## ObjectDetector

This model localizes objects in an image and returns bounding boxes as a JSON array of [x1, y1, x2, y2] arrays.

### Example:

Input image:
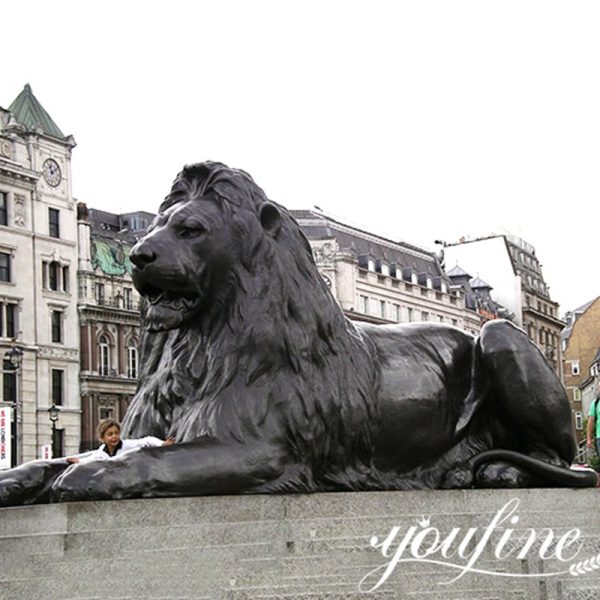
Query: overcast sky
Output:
[[3, 1, 599, 314]]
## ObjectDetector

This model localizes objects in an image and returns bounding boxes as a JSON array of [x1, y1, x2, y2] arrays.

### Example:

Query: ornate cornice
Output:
[[37, 345, 79, 361]]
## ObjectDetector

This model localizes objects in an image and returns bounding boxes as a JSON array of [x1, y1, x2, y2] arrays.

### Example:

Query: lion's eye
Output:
[[178, 222, 207, 238]]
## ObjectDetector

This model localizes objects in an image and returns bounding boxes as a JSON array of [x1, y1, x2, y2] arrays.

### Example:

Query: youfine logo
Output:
[[359, 498, 600, 593]]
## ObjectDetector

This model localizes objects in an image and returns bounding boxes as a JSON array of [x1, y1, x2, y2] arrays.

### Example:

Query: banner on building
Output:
[[0, 406, 12, 469], [40, 444, 52, 460]]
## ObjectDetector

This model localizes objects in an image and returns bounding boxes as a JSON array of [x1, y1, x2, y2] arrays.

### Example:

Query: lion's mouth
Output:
[[139, 282, 203, 331], [146, 287, 200, 312]]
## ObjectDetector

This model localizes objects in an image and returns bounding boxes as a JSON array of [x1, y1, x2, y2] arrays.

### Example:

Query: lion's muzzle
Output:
[[130, 240, 157, 269]]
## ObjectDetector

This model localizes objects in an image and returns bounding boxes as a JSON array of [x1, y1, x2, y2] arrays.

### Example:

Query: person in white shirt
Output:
[[67, 419, 175, 464]]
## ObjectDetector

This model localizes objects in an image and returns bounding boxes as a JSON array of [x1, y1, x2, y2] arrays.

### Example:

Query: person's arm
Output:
[[126, 436, 175, 450], [587, 415, 596, 448], [68, 448, 108, 464]]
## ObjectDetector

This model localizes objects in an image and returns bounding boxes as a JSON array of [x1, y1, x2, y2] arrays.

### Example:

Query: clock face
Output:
[[43, 158, 61, 187]]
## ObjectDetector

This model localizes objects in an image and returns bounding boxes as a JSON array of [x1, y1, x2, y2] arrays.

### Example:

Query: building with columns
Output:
[[0, 84, 80, 465], [292, 210, 497, 333]]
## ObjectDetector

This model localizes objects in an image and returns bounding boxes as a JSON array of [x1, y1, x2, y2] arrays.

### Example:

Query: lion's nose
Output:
[[129, 243, 156, 269]]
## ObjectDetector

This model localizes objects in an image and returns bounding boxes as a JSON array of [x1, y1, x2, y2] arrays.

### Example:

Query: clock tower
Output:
[[0, 84, 80, 465]]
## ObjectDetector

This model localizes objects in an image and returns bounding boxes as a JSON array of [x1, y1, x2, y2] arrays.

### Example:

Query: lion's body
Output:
[[0, 161, 596, 506]]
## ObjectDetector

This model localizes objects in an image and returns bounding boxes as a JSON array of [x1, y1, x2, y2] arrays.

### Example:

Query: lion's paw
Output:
[[0, 478, 24, 507], [475, 463, 525, 488], [442, 467, 474, 489]]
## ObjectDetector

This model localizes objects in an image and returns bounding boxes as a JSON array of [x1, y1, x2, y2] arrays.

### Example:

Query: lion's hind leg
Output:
[[478, 320, 575, 465]]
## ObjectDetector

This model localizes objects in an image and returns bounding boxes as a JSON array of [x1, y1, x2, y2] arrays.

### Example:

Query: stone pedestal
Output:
[[1, 489, 599, 599]]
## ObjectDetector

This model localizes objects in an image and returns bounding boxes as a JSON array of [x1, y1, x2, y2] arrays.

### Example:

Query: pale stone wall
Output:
[[1, 489, 599, 599]]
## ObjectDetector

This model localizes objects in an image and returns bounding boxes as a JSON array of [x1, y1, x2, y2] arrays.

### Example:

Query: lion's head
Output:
[[130, 162, 300, 332], [124, 162, 379, 476]]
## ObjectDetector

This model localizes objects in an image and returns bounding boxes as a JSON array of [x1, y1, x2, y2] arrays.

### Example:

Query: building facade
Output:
[[442, 234, 564, 375], [293, 211, 494, 333], [0, 84, 80, 465], [77, 205, 152, 451], [561, 296, 600, 447]]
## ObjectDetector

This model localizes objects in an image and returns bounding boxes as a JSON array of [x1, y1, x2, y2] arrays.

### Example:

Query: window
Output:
[[51, 310, 62, 343], [0, 192, 7, 226], [99, 335, 110, 376], [95, 282, 105, 305], [127, 345, 138, 378], [0, 302, 18, 338], [407, 307, 414, 322], [380, 300, 386, 319], [393, 304, 401, 322], [62, 266, 69, 292], [421, 311, 429, 322], [360, 295, 369, 314], [124, 287, 133, 309], [573, 388, 582, 402], [99, 406, 114, 421], [575, 411, 583, 430], [451, 319, 458, 327], [438, 315, 444, 323], [48, 261, 59, 291], [571, 361, 580, 376], [42, 261, 69, 292], [0, 252, 11, 282], [592, 364, 600, 378], [3, 359, 17, 403], [48, 208, 60, 238], [51, 369, 64, 405], [52, 428, 64, 458]]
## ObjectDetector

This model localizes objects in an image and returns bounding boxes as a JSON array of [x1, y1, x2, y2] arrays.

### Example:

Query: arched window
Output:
[[127, 344, 138, 379], [99, 334, 110, 376]]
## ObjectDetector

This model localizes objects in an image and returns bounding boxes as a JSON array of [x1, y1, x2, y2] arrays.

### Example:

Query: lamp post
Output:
[[2, 341, 24, 467], [47, 404, 59, 459], [4, 343, 24, 373]]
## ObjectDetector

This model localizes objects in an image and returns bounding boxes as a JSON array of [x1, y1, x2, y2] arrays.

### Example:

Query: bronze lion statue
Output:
[[0, 161, 596, 505]]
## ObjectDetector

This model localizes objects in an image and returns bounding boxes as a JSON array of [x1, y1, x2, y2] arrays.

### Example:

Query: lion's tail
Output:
[[472, 449, 599, 488]]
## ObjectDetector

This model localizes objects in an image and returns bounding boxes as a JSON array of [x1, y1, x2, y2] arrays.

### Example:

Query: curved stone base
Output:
[[1, 489, 600, 599]]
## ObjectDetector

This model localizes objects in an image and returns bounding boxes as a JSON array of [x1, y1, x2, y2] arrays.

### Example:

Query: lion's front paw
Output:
[[50, 462, 132, 503], [0, 478, 24, 507], [50, 464, 109, 503]]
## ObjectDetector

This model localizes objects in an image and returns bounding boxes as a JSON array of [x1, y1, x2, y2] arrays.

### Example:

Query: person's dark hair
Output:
[[97, 419, 121, 440]]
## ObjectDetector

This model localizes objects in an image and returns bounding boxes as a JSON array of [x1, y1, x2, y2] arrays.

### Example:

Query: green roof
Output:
[[8, 84, 66, 139], [91, 239, 133, 276]]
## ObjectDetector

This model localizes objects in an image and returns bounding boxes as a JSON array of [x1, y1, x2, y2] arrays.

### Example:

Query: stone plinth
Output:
[[1, 489, 600, 599]]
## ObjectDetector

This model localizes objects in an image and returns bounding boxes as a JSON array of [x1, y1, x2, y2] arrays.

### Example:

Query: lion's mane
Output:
[[122, 162, 380, 491]]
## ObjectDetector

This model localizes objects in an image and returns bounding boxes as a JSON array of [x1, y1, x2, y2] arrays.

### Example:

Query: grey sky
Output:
[[2, 0, 599, 314]]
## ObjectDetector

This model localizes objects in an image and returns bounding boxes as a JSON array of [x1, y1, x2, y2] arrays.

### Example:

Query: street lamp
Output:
[[4, 343, 24, 373], [48, 404, 59, 458]]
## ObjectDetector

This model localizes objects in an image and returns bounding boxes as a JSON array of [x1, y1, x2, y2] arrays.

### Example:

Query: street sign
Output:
[[0, 406, 12, 469]]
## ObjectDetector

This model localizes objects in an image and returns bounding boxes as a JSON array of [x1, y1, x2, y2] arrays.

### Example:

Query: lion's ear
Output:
[[260, 202, 282, 238]]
